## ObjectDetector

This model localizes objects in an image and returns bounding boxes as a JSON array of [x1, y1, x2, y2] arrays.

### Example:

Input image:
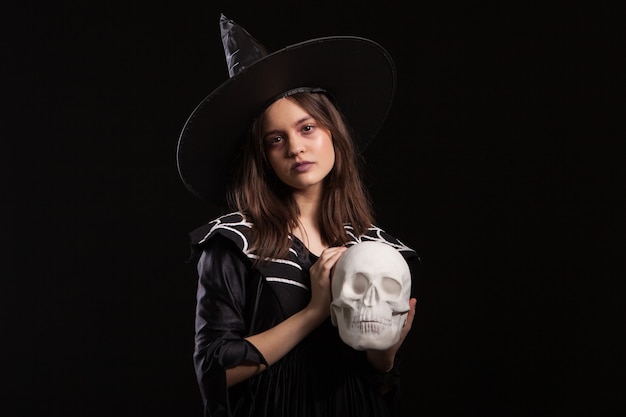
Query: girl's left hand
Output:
[[366, 297, 417, 373]]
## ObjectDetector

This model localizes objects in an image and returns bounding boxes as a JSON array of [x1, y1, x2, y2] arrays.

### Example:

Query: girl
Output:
[[177, 14, 421, 417]]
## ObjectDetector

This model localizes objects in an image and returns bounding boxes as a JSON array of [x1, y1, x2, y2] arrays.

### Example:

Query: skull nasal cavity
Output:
[[364, 285, 379, 306]]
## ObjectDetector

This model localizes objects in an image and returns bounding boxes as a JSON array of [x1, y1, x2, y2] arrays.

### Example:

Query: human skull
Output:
[[330, 241, 411, 351]]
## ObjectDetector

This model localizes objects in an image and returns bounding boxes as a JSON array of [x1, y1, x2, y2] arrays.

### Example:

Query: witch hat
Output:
[[177, 14, 396, 204]]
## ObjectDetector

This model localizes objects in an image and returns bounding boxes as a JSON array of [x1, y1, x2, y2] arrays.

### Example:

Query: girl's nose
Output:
[[287, 138, 305, 157]]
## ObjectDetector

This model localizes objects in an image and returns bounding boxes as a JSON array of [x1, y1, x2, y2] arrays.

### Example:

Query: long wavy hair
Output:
[[227, 92, 375, 262]]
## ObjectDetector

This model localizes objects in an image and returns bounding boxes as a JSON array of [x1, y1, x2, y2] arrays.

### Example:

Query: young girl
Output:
[[177, 14, 421, 417]]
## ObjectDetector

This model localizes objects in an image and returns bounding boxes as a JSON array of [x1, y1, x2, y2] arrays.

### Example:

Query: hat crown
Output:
[[220, 14, 269, 78]]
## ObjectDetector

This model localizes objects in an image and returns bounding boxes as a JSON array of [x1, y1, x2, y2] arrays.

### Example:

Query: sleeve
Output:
[[405, 253, 422, 299], [193, 234, 268, 416], [369, 250, 422, 407]]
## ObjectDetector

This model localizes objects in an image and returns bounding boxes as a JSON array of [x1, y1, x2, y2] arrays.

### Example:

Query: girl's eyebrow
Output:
[[296, 115, 313, 125], [263, 116, 314, 139], [262, 129, 282, 141]]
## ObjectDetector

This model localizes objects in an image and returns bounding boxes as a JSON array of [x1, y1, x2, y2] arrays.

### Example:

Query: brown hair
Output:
[[227, 92, 375, 262]]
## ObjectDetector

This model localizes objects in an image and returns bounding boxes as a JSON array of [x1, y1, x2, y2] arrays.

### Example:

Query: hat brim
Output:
[[177, 36, 396, 204]]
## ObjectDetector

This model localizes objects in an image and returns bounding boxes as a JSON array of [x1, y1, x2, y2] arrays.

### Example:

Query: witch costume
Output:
[[177, 14, 420, 417]]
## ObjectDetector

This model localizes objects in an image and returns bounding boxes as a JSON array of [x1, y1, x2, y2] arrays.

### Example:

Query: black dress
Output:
[[189, 212, 420, 417]]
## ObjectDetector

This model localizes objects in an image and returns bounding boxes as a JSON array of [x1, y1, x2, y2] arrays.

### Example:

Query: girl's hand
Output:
[[367, 297, 417, 373], [307, 246, 347, 320]]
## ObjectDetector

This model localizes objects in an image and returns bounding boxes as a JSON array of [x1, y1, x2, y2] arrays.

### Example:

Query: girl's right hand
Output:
[[307, 246, 347, 320]]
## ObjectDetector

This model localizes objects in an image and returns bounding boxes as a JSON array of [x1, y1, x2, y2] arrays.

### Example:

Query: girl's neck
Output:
[[292, 220, 326, 257], [292, 197, 326, 256]]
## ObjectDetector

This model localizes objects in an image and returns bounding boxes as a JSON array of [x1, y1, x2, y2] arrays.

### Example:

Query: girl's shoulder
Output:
[[189, 211, 255, 255], [344, 224, 420, 262]]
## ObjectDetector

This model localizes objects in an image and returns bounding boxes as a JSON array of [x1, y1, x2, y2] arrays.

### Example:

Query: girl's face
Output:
[[262, 97, 335, 194]]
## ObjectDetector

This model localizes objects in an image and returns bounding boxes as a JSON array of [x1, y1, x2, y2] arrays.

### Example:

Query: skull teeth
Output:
[[350, 311, 392, 334]]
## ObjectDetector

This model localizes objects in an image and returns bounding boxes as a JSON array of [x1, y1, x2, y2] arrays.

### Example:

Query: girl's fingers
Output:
[[316, 246, 347, 272]]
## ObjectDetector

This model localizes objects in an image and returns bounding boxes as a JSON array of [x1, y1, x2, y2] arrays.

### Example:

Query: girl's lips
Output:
[[292, 161, 314, 172]]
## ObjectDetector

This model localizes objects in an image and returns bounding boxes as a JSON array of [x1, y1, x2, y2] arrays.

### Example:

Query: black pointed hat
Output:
[[177, 14, 396, 204]]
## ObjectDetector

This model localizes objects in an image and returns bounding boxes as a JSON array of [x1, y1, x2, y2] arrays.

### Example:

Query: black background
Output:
[[6, 1, 625, 416]]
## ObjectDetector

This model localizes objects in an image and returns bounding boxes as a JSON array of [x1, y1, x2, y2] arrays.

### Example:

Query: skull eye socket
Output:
[[382, 276, 402, 297], [351, 273, 369, 294], [349, 275, 403, 298]]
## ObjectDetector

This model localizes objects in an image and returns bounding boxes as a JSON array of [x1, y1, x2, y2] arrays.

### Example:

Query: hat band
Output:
[[274, 86, 327, 100], [255, 87, 328, 118]]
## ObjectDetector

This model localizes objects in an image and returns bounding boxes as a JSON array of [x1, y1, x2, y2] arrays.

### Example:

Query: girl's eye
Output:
[[266, 135, 283, 148], [302, 124, 314, 133]]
